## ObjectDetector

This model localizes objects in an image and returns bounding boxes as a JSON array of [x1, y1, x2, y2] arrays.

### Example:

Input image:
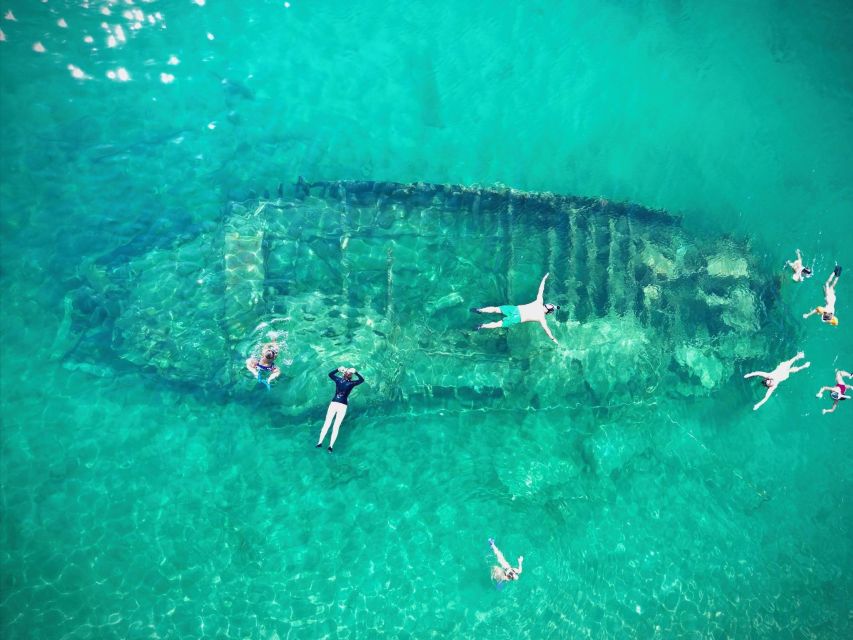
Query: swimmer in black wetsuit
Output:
[[316, 366, 364, 452]]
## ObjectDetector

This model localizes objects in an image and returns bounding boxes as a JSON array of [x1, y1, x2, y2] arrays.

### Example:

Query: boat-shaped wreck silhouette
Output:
[[56, 179, 786, 416]]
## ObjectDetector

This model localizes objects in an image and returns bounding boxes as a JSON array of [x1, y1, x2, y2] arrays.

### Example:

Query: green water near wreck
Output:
[[1, 1, 852, 638]]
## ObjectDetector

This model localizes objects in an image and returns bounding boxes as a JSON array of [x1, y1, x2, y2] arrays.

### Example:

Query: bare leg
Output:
[[477, 306, 503, 314], [836, 370, 852, 384], [744, 371, 772, 379], [790, 362, 811, 374], [479, 320, 505, 330], [785, 352, 806, 366]]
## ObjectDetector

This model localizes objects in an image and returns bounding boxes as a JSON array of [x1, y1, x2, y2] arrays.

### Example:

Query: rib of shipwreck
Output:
[[56, 179, 787, 415]]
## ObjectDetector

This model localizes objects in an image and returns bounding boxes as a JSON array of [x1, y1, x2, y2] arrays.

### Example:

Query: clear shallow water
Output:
[[1, 1, 852, 638]]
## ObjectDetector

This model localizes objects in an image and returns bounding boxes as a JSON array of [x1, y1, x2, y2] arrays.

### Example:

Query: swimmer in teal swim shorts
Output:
[[472, 273, 559, 344]]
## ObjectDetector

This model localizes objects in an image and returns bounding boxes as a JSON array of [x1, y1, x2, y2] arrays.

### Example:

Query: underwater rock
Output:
[[640, 243, 677, 279], [674, 344, 725, 390], [706, 253, 749, 278], [59, 179, 787, 416], [699, 285, 759, 332]]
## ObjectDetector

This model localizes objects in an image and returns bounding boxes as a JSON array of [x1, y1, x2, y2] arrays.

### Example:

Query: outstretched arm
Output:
[[514, 556, 524, 575], [540, 319, 558, 344], [753, 386, 775, 411], [536, 273, 550, 303], [353, 371, 365, 385], [802, 308, 818, 319], [744, 371, 771, 379]]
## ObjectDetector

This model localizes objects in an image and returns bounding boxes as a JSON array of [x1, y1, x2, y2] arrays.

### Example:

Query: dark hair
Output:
[[802, 267, 813, 276], [763, 378, 773, 388]]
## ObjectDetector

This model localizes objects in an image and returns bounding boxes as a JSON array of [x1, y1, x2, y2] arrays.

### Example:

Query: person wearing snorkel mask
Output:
[[803, 265, 842, 326], [472, 272, 560, 344], [816, 369, 852, 415], [246, 343, 282, 386], [488, 538, 524, 585], [316, 366, 364, 453], [786, 249, 813, 282], [743, 351, 810, 411]]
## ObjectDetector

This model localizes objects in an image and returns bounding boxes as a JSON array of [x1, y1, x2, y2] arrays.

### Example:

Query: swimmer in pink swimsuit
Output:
[[816, 369, 852, 415]]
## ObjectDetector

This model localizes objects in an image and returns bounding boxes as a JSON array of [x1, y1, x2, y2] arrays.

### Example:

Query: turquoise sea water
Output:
[[1, 1, 852, 638]]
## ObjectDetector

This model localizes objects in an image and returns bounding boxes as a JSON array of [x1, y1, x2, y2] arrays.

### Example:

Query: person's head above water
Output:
[[262, 343, 279, 360], [821, 311, 838, 325], [762, 378, 775, 388], [343, 367, 356, 380], [544, 303, 560, 315], [802, 267, 813, 277]]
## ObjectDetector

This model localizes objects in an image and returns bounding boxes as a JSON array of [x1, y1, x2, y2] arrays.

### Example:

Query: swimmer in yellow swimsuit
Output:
[[472, 273, 559, 344]]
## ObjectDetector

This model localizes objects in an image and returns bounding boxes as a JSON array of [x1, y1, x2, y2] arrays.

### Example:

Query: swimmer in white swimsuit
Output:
[[786, 249, 813, 282], [744, 351, 811, 411]]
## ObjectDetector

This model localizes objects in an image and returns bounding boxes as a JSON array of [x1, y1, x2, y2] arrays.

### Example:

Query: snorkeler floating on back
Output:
[[744, 352, 811, 411], [803, 265, 841, 326], [472, 273, 560, 344], [316, 366, 364, 453]]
